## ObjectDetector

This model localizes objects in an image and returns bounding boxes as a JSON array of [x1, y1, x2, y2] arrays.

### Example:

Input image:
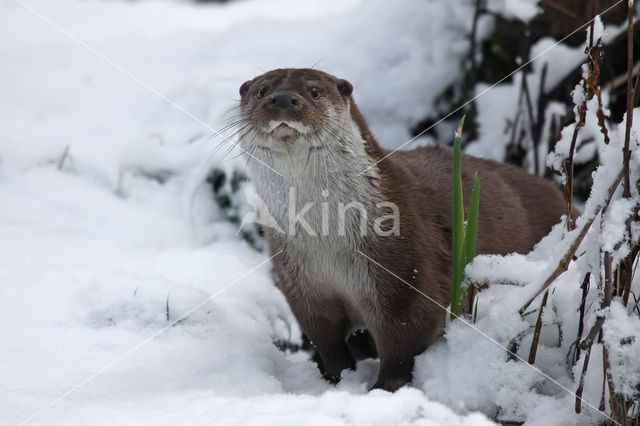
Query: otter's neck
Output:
[[248, 128, 379, 210]]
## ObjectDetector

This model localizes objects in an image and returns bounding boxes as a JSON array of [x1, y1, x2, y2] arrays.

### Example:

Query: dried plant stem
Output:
[[575, 249, 613, 413], [519, 169, 624, 315], [507, 329, 530, 362], [621, 0, 638, 309], [528, 290, 549, 364], [540, 0, 580, 20], [623, 0, 634, 199], [519, 209, 594, 314], [575, 272, 591, 362], [563, 4, 597, 230], [622, 245, 640, 305], [634, 62, 640, 107], [604, 251, 614, 306], [575, 335, 594, 414], [545, 114, 560, 180], [604, 345, 622, 422], [600, 337, 607, 412], [589, 0, 597, 48], [576, 261, 601, 415], [534, 64, 548, 176], [57, 145, 70, 170], [521, 63, 548, 176], [580, 316, 604, 352], [551, 299, 563, 346], [469, 0, 482, 86], [564, 113, 586, 230], [564, 1, 613, 230]]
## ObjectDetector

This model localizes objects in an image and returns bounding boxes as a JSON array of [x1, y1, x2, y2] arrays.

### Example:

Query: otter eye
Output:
[[257, 86, 268, 98], [309, 88, 319, 99]]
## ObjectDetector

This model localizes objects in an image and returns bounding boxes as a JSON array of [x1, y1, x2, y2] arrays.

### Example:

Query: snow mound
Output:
[[77, 273, 221, 329]]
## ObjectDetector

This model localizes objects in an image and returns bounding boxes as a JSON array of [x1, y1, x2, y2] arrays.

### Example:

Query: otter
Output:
[[236, 68, 568, 392]]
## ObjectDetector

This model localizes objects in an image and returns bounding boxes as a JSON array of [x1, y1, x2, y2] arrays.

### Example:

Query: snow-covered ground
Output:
[[1, 0, 638, 425]]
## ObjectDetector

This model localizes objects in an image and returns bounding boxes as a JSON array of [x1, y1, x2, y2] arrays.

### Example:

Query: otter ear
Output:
[[337, 79, 353, 96], [239, 80, 252, 98]]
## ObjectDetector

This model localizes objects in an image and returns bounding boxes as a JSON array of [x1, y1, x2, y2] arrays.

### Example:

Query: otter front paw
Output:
[[370, 364, 413, 392], [323, 373, 342, 384]]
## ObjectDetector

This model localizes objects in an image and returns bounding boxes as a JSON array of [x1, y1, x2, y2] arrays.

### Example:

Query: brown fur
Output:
[[238, 68, 569, 391]]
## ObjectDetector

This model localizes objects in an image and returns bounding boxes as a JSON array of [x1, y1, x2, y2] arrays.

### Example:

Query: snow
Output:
[[465, 253, 548, 287], [486, 0, 542, 23], [0, 0, 496, 424], [2, 0, 638, 425], [586, 16, 606, 44], [604, 302, 640, 399], [466, 80, 519, 162]]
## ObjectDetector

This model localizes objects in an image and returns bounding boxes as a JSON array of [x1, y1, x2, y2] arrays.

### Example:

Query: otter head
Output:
[[238, 68, 353, 150]]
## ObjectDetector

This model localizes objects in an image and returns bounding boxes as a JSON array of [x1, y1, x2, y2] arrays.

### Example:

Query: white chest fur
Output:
[[241, 120, 380, 322]]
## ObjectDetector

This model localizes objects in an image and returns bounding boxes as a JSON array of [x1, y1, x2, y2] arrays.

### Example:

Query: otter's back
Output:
[[391, 145, 567, 256]]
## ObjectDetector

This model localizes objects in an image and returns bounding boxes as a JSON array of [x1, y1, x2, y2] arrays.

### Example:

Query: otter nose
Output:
[[267, 92, 300, 109]]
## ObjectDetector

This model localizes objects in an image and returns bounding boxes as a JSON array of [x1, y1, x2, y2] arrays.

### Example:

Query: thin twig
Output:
[[604, 345, 621, 422], [545, 114, 560, 180], [57, 145, 70, 171], [632, 292, 640, 315], [600, 332, 607, 412], [623, 0, 634, 199], [621, 0, 638, 307], [534, 64, 548, 176], [564, 3, 599, 230], [563, 92, 586, 230], [469, 0, 482, 86], [577, 243, 612, 413], [604, 61, 640, 92], [519, 169, 624, 315], [580, 316, 604, 351], [551, 296, 563, 346], [622, 245, 640, 305], [604, 251, 614, 307], [522, 72, 537, 173], [575, 272, 591, 362], [575, 336, 594, 413], [540, 0, 580, 20], [634, 62, 640, 106], [528, 290, 549, 364], [507, 329, 530, 362], [521, 63, 548, 176]]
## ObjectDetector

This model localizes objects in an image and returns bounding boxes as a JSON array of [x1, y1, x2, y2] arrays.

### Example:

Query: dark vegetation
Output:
[[412, 0, 640, 203]]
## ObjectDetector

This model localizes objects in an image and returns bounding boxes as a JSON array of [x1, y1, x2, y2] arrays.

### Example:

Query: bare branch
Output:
[[519, 169, 624, 315], [528, 290, 549, 364], [623, 0, 634, 199]]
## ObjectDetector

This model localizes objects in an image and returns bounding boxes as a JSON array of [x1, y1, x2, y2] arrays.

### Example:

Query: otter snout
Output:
[[266, 91, 302, 110]]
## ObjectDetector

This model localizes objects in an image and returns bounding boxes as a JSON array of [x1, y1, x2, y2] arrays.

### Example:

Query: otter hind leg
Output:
[[367, 310, 443, 392]]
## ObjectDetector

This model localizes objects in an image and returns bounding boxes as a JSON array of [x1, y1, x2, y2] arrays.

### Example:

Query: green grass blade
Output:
[[451, 116, 466, 318], [464, 172, 480, 265]]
